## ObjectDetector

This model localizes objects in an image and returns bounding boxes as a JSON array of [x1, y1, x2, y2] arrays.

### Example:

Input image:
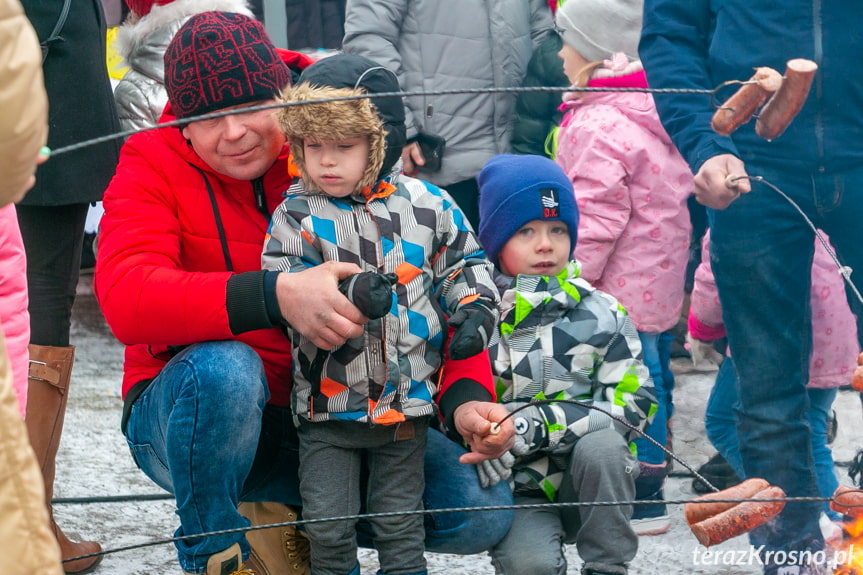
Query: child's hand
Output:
[[475, 451, 516, 488], [447, 299, 498, 360], [685, 332, 724, 370]]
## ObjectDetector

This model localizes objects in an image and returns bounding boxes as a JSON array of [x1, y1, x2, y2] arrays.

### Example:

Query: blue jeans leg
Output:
[[124, 341, 269, 574], [356, 427, 514, 555], [704, 358, 745, 478], [634, 331, 670, 465], [807, 387, 839, 519]]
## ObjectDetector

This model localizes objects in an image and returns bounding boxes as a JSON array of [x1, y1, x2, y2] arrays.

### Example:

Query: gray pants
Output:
[[491, 428, 639, 575], [298, 418, 429, 575]]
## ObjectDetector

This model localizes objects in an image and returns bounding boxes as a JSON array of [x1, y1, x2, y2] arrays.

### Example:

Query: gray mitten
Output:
[[475, 451, 516, 488], [508, 404, 549, 456]]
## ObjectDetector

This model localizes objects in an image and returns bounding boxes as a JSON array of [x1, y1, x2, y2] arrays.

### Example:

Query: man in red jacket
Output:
[[95, 11, 514, 575]]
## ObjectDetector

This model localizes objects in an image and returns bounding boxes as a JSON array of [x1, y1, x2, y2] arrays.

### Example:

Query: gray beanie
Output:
[[555, 0, 644, 63]]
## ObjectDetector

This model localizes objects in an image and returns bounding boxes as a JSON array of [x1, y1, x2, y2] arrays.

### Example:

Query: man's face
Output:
[[181, 101, 285, 181]]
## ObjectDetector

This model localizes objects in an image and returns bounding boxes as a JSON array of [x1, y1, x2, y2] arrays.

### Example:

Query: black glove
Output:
[[339, 272, 398, 320], [447, 299, 497, 360]]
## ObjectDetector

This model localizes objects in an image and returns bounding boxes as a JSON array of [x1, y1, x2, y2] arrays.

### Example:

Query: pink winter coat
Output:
[[689, 231, 859, 389], [0, 205, 29, 416], [556, 66, 693, 333]]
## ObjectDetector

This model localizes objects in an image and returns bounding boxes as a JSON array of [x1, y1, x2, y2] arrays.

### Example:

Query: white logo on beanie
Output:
[[540, 188, 560, 218]]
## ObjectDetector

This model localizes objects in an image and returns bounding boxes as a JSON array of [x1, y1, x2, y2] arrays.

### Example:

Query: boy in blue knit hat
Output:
[[475, 154, 657, 575]]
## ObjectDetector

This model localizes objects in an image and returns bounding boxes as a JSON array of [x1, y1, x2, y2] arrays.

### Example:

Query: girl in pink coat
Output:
[[553, 0, 693, 536], [689, 230, 857, 525], [0, 204, 30, 417]]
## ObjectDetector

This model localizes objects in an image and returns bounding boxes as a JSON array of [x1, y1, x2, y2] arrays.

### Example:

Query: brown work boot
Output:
[[25, 344, 103, 574], [183, 543, 257, 575], [238, 501, 310, 575]]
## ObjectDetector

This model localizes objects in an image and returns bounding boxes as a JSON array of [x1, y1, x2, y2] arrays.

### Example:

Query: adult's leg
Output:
[[490, 496, 567, 575], [710, 163, 821, 553], [417, 428, 514, 554], [124, 341, 269, 574], [561, 427, 638, 575], [15, 204, 88, 346], [16, 202, 99, 573]]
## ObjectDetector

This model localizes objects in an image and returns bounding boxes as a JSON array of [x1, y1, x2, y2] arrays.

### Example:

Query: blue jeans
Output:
[[707, 160, 863, 554], [124, 341, 513, 573], [633, 331, 674, 466], [704, 358, 839, 518]]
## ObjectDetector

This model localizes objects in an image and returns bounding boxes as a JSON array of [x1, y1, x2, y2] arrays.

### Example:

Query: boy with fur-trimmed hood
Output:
[[262, 54, 500, 575]]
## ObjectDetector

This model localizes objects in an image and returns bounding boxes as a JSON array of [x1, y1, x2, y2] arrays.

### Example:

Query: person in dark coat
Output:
[[510, 31, 569, 158], [17, 0, 121, 572]]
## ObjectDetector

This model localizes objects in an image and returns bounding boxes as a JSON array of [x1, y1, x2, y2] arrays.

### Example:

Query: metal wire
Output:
[[45, 84, 718, 158], [61, 492, 861, 564], [727, 175, 863, 307]]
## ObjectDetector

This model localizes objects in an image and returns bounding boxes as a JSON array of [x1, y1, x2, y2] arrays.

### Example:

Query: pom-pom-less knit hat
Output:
[[164, 12, 290, 120], [555, 0, 643, 63], [477, 154, 579, 267]]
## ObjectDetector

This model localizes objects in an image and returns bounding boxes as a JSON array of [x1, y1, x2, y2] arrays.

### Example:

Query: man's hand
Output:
[[454, 401, 515, 464], [276, 261, 367, 349], [401, 142, 425, 176], [693, 154, 751, 210]]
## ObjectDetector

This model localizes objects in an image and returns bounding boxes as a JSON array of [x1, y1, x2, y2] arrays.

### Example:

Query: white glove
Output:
[[686, 332, 725, 370], [475, 451, 516, 488]]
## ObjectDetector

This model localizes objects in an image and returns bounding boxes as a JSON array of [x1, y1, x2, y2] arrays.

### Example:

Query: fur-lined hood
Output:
[[277, 54, 406, 194], [116, 0, 252, 75]]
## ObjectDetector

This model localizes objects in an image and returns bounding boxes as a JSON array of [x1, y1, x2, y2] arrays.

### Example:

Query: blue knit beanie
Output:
[[477, 154, 579, 267]]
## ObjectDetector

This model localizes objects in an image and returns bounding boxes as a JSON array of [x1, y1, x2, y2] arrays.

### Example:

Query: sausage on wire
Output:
[[689, 485, 786, 547], [684, 477, 771, 526], [830, 485, 863, 519], [711, 67, 783, 136], [755, 59, 818, 141]]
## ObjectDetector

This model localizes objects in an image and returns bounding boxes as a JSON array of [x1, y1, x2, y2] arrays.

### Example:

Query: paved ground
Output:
[[54, 274, 863, 574]]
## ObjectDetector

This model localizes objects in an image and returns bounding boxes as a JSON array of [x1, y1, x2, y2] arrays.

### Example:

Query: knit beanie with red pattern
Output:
[[164, 11, 290, 120]]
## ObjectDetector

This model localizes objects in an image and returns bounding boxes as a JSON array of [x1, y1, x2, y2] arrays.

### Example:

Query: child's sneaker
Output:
[[631, 464, 670, 536]]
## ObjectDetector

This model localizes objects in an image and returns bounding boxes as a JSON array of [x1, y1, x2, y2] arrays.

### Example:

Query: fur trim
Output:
[[116, 0, 252, 61], [278, 84, 386, 193]]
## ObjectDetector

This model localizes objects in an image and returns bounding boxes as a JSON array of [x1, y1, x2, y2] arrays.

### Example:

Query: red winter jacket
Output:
[[95, 51, 495, 416], [95, 104, 297, 405]]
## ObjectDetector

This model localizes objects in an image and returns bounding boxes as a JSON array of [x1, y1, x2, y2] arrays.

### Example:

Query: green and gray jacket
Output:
[[489, 261, 656, 500]]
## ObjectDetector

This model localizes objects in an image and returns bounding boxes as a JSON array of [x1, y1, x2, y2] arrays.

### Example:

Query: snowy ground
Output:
[[55, 274, 863, 574]]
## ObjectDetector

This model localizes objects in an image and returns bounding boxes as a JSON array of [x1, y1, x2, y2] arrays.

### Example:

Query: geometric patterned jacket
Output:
[[263, 167, 498, 425], [489, 261, 656, 500]]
